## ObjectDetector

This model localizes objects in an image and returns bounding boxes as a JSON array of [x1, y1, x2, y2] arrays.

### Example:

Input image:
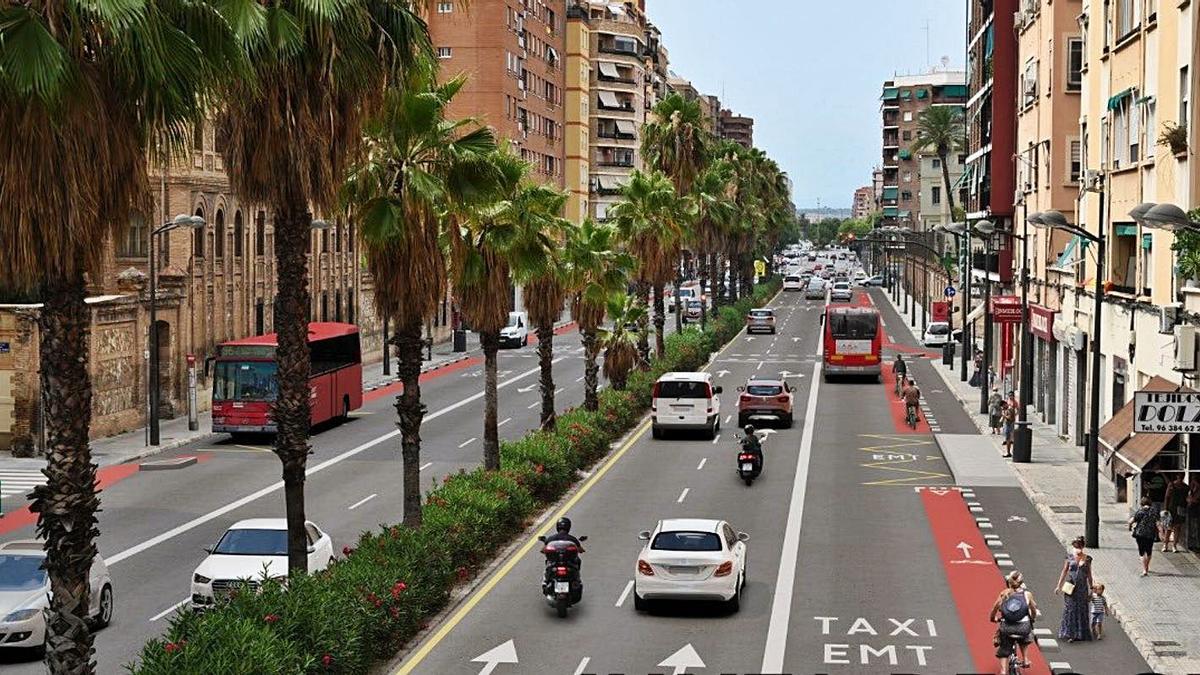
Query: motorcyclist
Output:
[[740, 425, 764, 470], [543, 517, 584, 569]]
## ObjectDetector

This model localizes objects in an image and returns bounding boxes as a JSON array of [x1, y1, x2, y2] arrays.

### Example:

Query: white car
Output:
[[0, 540, 113, 656], [500, 311, 529, 348], [191, 519, 334, 608], [632, 519, 748, 612], [782, 275, 804, 291], [923, 321, 952, 347], [651, 372, 722, 439], [830, 281, 853, 302]]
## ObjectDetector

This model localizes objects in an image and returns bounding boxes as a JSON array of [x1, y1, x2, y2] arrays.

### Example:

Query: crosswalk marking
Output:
[[0, 469, 47, 499]]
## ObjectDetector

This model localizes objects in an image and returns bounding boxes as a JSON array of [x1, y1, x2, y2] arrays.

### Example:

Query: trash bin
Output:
[[452, 329, 467, 353], [942, 341, 955, 366]]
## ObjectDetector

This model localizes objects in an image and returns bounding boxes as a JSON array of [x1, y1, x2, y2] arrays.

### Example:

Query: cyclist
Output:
[[990, 570, 1038, 673], [901, 378, 921, 427], [893, 354, 907, 398]]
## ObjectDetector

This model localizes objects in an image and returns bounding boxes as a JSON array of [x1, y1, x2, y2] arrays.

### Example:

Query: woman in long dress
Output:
[[1055, 538, 1093, 641]]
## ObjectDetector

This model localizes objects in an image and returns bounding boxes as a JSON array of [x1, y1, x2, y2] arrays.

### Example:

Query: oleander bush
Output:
[[129, 279, 780, 674]]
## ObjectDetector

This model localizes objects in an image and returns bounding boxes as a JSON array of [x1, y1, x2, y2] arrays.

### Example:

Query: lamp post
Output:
[[939, 222, 973, 382], [149, 214, 205, 445], [972, 219, 998, 415], [1012, 210, 1041, 463]]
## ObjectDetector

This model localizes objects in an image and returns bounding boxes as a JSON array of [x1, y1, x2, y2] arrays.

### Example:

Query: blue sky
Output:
[[646, 0, 966, 208]]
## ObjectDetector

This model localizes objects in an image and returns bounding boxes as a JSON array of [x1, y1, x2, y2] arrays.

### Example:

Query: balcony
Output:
[[598, 42, 641, 57]]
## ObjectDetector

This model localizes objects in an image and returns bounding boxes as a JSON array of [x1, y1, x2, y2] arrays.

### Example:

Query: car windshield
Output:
[[785, 276, 801, 282], [834, 283, 849, 289], [0, 554, 47, 591], [746, 384, 782, 396], [213, 528, 288, 556], [656, 381, 708, 398], [507, 314, 521, 327], [828, 312, 879, 339], [928, 323, 951, 335], [213, 361, 278, 402], [651, 531, 723, 552]]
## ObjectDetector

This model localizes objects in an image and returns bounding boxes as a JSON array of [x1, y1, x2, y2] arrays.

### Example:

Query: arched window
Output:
[[255, 211, 266, 256], [234, 210, 244, 257], [193, 208, 205, 258], [214, 209, 225, 259]]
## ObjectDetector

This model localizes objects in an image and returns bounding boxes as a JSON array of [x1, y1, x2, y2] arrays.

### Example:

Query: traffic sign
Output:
[[943, 286, 956, 298]]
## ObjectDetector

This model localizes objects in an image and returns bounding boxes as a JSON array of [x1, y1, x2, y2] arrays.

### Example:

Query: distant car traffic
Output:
[[651, 372, 722, 439], [783, 275, 803, 291], [633, 519, 748, 613], [500, 311, 529, 348], [0, 540, 113, 657], [830, 281, 853, 302], [737, 377, 794, 427], [862, 274, 885, 287], [923, 321, 952, 347], [746, 308, 777, 334], [805, 277, 827, 299], [191, 519, 334, 609]]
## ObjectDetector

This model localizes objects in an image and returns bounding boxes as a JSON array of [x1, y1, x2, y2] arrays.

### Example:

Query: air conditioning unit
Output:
[[1175, 324, 1197, 371], [1160, 303, 1181, 334]]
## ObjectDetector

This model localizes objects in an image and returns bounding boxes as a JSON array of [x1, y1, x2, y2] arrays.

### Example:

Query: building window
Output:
[[334, 222, 342, 253], [1021, 59, 1038, 107], [193, 208, 205, 258], [255, 211, 266, 256], [348, 221, 354, 252], [1143, 98, 1156, 159], [1066, 39, 1083, 92], [903, 171, 912, 183], [192, 122, 204, 152], [1069, 139, 1082, 182], [931, 186, 941, 205], [437, 47, 452, 59], [902, 130, 912, 141], [1111, 94, 1141, 165], [901, 191, 912, 201], [1115, 0, 1138, 41], [932, 158, 941, 169], [437, 1, 452, 12], [118, 212, 148, 258], [214, 209, 225, 259], [903, 111, 913, 122], [1181, 66, 1190, 131], [233, 210, 244, 257], [321, 226, 329, 253]]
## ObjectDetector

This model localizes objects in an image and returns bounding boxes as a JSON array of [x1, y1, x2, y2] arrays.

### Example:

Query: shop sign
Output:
[[1134, 390, 1200, 433], [1029, 305, 1057, 342], [931, 301, 950, 323], [989, 296, 1023, 324]]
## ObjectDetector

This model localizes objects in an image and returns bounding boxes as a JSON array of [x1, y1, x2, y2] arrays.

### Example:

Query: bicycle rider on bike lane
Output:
[[893, 353, 907, 398], [990, 570, 1039, 673], [901, 377, 921, 425]]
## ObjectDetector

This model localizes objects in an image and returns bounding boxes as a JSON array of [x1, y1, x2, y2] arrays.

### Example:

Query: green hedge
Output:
[[129, 279, 780, 674]]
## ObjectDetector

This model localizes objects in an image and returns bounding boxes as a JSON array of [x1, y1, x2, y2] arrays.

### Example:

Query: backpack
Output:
[[1001, 591, 1029, 624]]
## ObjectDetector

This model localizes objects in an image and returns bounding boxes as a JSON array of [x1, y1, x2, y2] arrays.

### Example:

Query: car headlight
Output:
[[3, 609, 39, 622], [193, 573, 211, 584]]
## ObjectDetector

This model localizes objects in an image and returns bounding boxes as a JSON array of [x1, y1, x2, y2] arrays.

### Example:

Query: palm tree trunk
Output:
[[711, 253, 724, 307], [395, 318, 425, 527], [480, 330, 501, 470], [635, 280, 651, 366], [939, 151, 958, 219], [272, 205, 312, 575], [30, 271, 98, 675], [698, 253, 709, 329], [536, 323, 556, 430], [652, 283, 666, 358], [727, 248, 740, 302], [582, 329, 600, 411], [673, 263, 683, 335]]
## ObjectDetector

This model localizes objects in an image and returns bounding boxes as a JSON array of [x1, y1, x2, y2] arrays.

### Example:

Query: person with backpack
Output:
[[1129, 496, 1161, 576], [990, 570, 1038, 672]]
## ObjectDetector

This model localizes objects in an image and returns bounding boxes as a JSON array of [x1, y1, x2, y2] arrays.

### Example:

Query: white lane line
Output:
[[498, 417, 512, 427], [756, 361, 764, 370], [348, 493, 377, 510], [528, 401, 539, 409], [614, 580, 634, 608], [725, 414, 732, 425], [149, 598, 189, 622], [419, 462, 433, 471], [712, 433, 721, 445], [458, 437, 477, 448], [555, 388, 564, 394], [575, 375, 584, 382], [761, 359, 821, 673], [697, 458, 707, 470], [573, 657, 591, 675], [676, 488, 689, 503], [106, 359, 561, 566]]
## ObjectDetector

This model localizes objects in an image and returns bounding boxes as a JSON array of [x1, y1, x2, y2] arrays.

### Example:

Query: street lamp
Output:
[[149, 214, 205, 445], [1034, 204, 1106, 548], [938, 221, 973, 383], [970, 219, 998, 416], [1011, 210, 1042, 463]]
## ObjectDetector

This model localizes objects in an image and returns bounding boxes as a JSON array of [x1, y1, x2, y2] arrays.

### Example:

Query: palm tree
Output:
[[343, 73, 496, 526], [563, 220, 634, 410], [601, 293, 646, 390], [609, 170, 689, 360], [1, 2, 238, 670], [911, 105, 965, 221], [688, 159, 735, 328], [216, 0, 431, 573]]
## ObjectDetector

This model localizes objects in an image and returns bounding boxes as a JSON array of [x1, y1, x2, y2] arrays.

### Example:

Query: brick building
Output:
[[718, 109, 754, 148], [851, 186, 876, 219]]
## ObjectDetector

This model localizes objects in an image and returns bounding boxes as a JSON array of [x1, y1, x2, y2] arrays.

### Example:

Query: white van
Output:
[[651, 372, 722, 439], [500, 311, 529, 348]]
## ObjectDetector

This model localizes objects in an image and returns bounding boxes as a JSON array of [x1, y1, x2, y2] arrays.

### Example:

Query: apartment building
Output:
[[719, 109, 754, 148], [427, 0, 567, 187], [667, 74, 722, 137], [852, 186, 876, 219]]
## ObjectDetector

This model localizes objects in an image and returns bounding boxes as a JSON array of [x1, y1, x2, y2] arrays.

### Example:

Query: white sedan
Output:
[[632, 518, 748, 612], [0, 540, 114, 657], [191, 518, 334, 608]]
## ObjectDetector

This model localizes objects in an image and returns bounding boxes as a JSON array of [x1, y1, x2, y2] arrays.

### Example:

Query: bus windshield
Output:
[[828, 312, 878, 339], [214, 361, 278, 402]]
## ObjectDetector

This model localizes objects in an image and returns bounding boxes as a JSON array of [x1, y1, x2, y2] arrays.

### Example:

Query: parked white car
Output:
[[499, 311, 529, 348], [923, 321, 952, 347], [632, 519, 748, 612], [191, 519, 334, 608], [651, 372, 722, 439], [0, 540, 113, 656]]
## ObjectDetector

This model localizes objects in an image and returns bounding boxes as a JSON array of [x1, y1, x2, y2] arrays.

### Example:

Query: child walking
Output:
[[1089, 583, 1109, 640]]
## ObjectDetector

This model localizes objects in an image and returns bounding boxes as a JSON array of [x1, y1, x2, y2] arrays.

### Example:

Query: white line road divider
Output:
[[677, 488, 689, 503], [419, 462, 433, 471], [148, 598, 189, 622], [106, 359, 562, 566], [614, 580, 634, 608], [459, 438, 477, 448], [697, 458, 707, 470], [348, 493, 377, 510]]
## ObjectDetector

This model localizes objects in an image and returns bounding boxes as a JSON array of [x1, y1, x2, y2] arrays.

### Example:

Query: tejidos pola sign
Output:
[[1134, 390, 1200, 434]]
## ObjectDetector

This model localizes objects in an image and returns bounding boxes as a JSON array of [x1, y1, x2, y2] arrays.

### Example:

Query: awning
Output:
[[598, 61, 620, 78], [882, 187, 898, 200], [1107, 88, 1134, 111], [1115, 223, 1137, 236], [596, 175, 628, 191], [547, 46, 559, 62], [953, 165, 975, 188], [881, 88, 899, 101], [900, 90, 912, 100], [942, 84, 969, 98], [597, 90, 620, 108], [898, 149, 912, 159], [966, 300, 985, 323], [1056, 235, 1079, 267], [1099, 376, 1186, 476], [916, 89, 928, 99], [898, 210, 911, 218], [614, 119, 636, 135], [882, 206, 899, 217]]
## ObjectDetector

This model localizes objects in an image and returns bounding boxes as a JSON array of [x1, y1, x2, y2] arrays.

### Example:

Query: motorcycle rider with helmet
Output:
[[740, 424, 764, 472]]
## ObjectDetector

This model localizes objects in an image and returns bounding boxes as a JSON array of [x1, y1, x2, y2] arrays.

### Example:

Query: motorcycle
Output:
[[537, 535, 587, 617], [734, 435, 763, 486]]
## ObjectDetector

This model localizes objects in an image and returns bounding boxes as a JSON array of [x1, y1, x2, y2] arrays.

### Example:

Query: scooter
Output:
[[734, 435, 763, 486], [537, 535, 586, 617]]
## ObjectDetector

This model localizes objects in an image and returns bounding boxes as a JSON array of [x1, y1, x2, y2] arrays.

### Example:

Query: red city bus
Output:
[[211, 322, 363, 434], [822, 305, 883, 382]]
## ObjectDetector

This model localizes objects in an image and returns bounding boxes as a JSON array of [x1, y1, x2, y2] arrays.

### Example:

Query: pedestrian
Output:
[[1001, 403, 1017, 458], [1089, 583, 1109, 640], [989, 388, 1004, 434], [1162, 474, 1187, 553], [1055, 537, 1093, 641], [1129, 497, 1160, 577]]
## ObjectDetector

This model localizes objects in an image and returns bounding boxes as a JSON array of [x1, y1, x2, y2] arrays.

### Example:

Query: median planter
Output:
[[130, 279, 780, 675]]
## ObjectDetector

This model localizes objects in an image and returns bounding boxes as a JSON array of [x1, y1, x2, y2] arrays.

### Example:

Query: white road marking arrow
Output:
[[1007, 515, 1029, 523], [471, 639, 518, 675], [462, 371, 482, 378], [658, 643, 705, 674], [498, 370, 513, 378], [516, 383, 537, 393], [778, 370, 792, 378], [792, 337, 801, 342], [715, 369, 730, 377], [746, 336, 756, 341], [956, 541, 973, 559]]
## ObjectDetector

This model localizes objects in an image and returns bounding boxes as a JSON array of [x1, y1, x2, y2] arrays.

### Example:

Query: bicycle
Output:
[[905, 403, 919, 429], [995, 627, 1028, 675], [894, 373, 905, 398]]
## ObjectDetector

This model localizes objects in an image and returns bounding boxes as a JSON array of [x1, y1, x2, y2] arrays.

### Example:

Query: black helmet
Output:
[[556, 517, 572, 533], [743, 424, 755, 435]]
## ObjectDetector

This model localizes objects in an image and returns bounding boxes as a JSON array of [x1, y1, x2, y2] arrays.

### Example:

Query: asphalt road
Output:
[[389, 288, 1151, 675]]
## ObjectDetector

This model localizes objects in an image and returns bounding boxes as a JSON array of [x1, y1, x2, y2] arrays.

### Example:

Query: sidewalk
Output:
[[885, 286, 1200, 674]]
